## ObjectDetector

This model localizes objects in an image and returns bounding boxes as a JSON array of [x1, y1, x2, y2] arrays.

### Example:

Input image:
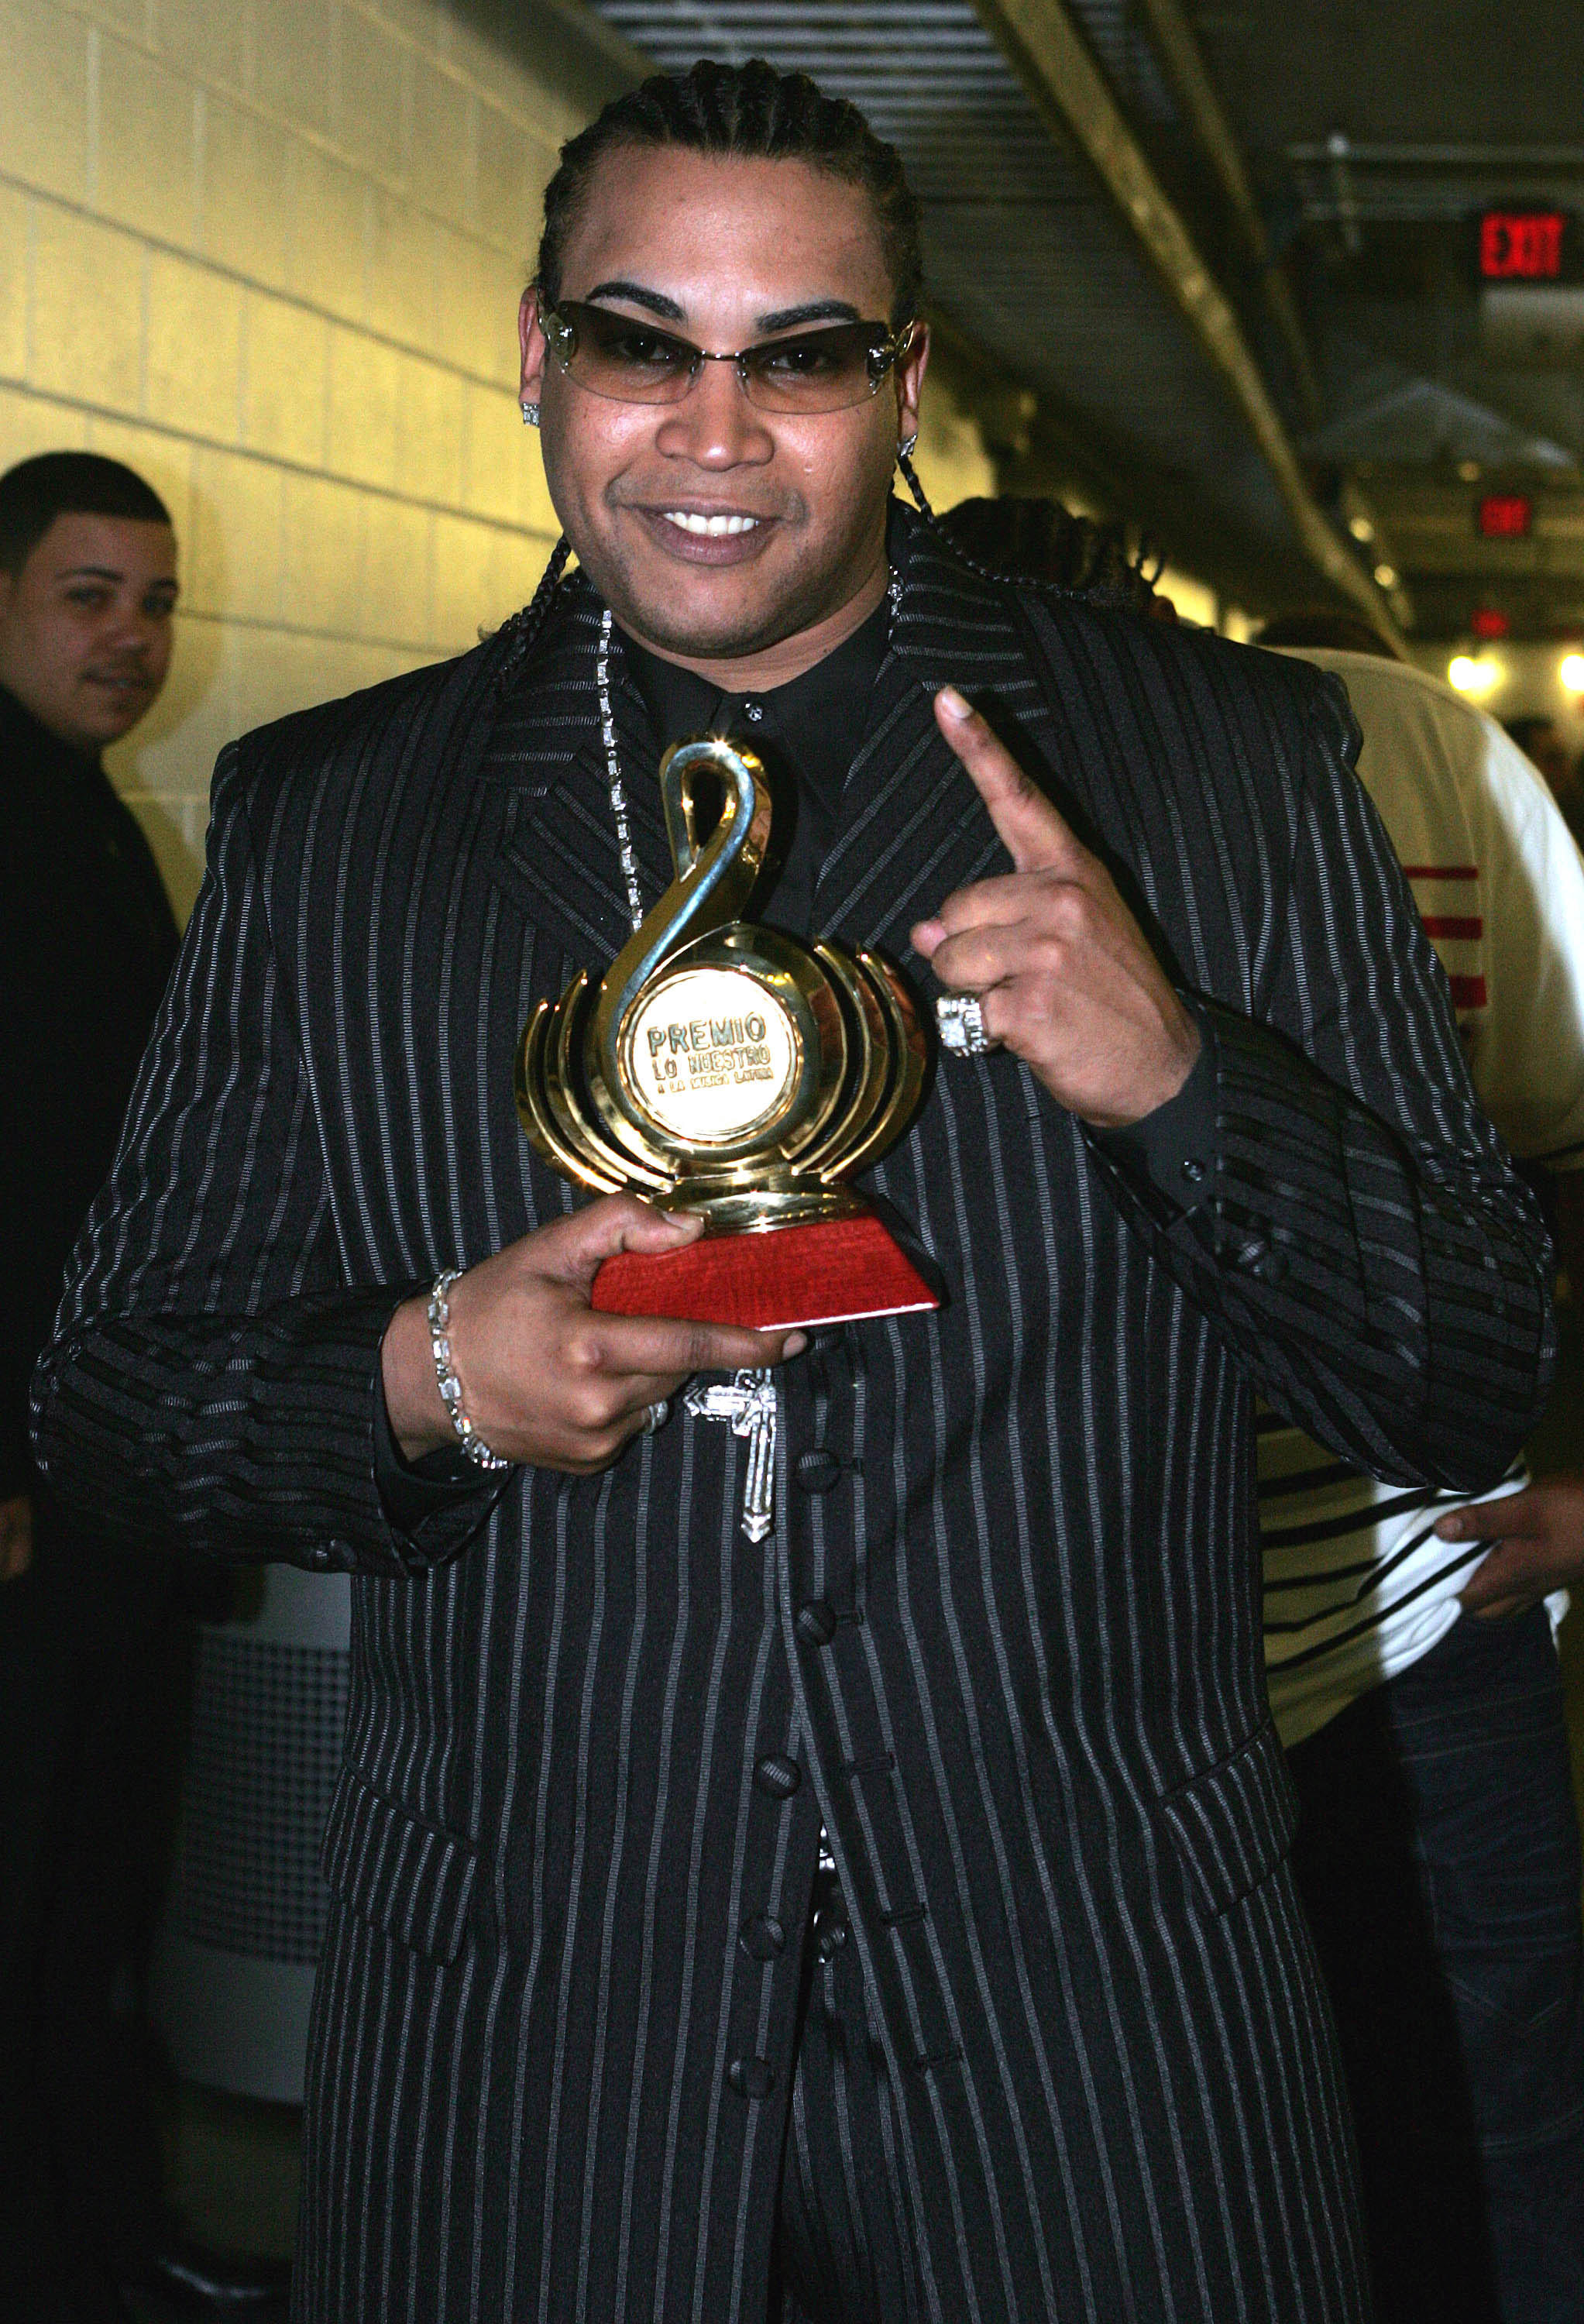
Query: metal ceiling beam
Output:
[[1285, 140, 1584, 170], [1133, 0, 1323, 425], [974, 0, 1405, 645]]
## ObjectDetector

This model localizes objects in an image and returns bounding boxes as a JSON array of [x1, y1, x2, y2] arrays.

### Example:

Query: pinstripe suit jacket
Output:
[[35, 515, 1553, 2322]]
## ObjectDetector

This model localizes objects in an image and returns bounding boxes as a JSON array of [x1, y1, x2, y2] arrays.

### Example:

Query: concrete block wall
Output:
[[1, 0, 995, 918]]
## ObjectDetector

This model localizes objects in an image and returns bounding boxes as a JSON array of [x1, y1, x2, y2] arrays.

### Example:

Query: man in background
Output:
[[1255, 610, 1584, 2324], [0, 452, 285, 2322]]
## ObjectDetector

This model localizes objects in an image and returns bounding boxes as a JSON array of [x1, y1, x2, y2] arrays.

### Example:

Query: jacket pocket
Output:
[[320, 1764, 477, 1965], [1156, 1718, 1298, 1916]]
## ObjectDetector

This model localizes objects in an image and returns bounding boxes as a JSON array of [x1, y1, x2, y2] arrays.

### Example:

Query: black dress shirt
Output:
[[617, 597, 889, 936]]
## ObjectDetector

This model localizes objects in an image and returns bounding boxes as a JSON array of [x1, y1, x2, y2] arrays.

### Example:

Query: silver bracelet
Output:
[[427, 1270, 512, 1472]]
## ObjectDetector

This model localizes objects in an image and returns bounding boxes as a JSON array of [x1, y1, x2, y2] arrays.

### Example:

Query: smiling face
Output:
[[0, 512, 177, 754], [520, 146, 928, 686]]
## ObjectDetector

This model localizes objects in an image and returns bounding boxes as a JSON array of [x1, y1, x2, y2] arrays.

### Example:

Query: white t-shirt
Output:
[[1262, 651, 1584, 1747]]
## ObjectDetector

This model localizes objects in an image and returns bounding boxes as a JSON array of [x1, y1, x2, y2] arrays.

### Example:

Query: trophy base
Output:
[[590, 1212, 940, 1331]]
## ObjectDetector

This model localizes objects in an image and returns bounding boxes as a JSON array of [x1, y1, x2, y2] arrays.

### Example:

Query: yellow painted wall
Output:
[[0, 0, 995, 919]]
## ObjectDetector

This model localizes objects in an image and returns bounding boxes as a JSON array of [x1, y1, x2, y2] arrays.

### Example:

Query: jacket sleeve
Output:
[[29, 741, 506, 1576], [1087, 672, 1555, 1490]]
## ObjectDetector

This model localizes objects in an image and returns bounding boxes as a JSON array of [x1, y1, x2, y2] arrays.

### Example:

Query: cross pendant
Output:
[[684, 1367, 778, 1542]]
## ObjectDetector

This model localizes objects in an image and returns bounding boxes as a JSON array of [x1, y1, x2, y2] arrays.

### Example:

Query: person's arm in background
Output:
[[1442, 1172, 1584, 1617], [1431, 716, 1584, 1615]]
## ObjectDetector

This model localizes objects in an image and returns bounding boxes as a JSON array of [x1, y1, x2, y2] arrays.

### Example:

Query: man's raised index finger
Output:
[[934, 686, 1081, 873]]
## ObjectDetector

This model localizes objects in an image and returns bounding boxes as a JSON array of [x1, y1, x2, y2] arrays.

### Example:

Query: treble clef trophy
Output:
[[516, 735, 940, 1329]]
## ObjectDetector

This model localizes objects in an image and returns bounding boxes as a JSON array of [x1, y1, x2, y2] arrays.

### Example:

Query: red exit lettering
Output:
[[1477, 494, 1534, 538], [1480, 211, 1565, 279]]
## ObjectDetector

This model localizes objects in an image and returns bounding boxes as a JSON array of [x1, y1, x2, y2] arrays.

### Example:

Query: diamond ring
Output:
[[641, 1398, 671, 1435], [936, 993, 998, 1058]]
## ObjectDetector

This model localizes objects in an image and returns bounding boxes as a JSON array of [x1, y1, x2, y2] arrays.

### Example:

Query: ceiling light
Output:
[[1448, 655, 1502, 696], [1349, 514, 1375, 542], [1374, 563, 1397, 588], [1562, 653, 1584, 692], [1458, 460, 1482, 483]]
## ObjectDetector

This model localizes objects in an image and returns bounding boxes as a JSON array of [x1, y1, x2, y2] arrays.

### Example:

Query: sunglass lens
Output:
[[743, 324, 892, 411], [559, 305, 695, 403]]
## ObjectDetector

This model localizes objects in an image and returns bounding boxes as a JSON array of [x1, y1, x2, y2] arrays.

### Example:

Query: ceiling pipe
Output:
[[974, 0, 1404, 646], [1132, 0, 1324, 425]]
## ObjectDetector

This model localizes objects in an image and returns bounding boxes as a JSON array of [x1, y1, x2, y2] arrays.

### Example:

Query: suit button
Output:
[[795, 1449, 841, 1494], [796, 1598, 839, 1648], [815, 1902, 850, 1963], [739, 1911, 786, 1961], [728, 2056, 775, 2099], [754, 1753, 801, 1798]]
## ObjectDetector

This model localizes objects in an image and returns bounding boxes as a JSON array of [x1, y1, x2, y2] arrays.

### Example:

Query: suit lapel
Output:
[[816, 514, 1032, 955], [479, 524, 1056, 972], [479, 581, 674, 965]]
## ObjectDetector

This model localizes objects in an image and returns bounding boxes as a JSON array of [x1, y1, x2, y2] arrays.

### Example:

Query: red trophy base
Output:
[[591, 1212, 940, 1332]]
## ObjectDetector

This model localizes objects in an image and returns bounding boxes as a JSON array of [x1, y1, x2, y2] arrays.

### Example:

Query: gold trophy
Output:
[[516, 736, 939, 1329]]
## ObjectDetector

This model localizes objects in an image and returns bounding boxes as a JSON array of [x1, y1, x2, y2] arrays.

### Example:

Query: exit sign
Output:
[[1477, 493, 1534, 538], [1478, 210, 1572, 280]]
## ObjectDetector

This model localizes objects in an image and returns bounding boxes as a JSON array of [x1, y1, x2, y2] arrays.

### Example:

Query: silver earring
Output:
[[521, 400, 540, 428], [897, 431, 919, 461]]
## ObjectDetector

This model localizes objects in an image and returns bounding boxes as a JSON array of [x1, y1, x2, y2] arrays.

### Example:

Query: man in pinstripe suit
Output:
[[33, 60, 1556, 2324]]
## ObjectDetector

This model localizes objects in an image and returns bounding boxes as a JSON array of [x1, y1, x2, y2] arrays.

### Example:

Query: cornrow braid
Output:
[[896, 452, 1077, 607], [537, 59, 922, 330], [492, 533, 572, 693]]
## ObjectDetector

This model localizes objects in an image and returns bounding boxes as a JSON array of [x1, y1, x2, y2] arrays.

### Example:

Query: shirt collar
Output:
[[613, 592, 890, 820]]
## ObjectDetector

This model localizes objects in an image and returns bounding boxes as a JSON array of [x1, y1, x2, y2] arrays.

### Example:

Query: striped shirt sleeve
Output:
[[29, 741, 499, 1576], [1091, 673, 1555, 1490]]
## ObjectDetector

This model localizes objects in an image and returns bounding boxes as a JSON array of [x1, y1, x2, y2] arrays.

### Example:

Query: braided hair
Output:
[[925, 483, 1160, 614], [537, 59, 922, 330], [492, 532, 573, 694]]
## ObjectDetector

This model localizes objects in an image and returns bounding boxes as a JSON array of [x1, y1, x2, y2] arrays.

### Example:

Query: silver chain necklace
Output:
[[593, 575, 900, 1554], [596, 607, 646, 934]]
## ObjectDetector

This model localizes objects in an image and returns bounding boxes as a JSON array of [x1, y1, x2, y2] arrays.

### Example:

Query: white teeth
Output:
[[660, 511, 761, 537]]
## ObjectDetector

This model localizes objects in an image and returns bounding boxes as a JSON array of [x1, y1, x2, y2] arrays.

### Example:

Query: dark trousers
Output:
[[0, 1530, 192, 2319], [773, 1872, 921, 2323], [1290, 1605, 1584, 2324]]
